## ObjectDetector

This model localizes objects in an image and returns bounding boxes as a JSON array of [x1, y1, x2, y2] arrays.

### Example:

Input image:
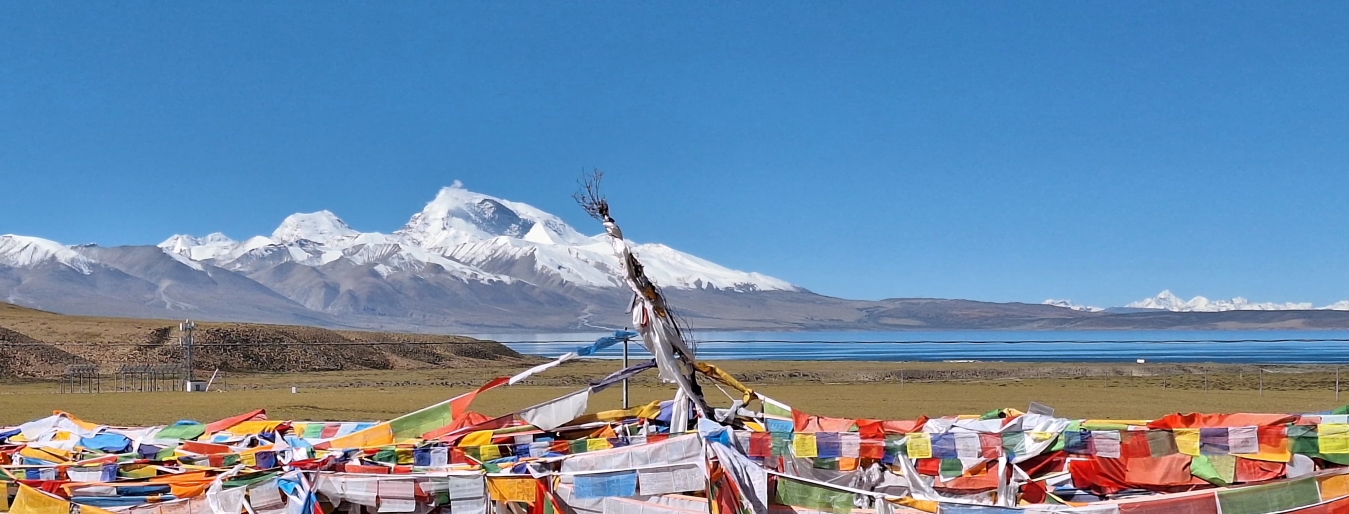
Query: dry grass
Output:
[[3, 359, 1345, 426]]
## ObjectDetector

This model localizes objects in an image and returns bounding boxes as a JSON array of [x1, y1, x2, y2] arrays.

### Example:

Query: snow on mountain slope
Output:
[[160, 233, 237, 261], [1042, 299, 1103, 312], [1126, 290, 1349, 312], [271, 211, 359, 244], [631, 243, 796, 291], [0, 235, 94, 274], [397, 182, 590, 249], [157, 182, 797, 292]]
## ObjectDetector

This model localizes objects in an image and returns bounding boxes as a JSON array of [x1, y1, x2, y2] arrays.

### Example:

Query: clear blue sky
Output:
[[2, 2, 1346, 307]]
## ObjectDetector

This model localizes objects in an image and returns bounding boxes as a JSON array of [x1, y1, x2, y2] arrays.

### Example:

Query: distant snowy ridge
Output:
[[128, 182, 790, 293], [0, 235, 95, 274], [1124, 290, 1349, 312], [1041, 299, 1103, 312]]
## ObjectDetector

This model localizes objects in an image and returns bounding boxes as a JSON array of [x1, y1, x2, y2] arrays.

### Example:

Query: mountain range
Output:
[[5, 183, 1349, 332]]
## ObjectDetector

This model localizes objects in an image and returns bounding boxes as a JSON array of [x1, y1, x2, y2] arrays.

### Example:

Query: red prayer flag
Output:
[[859, 440, 885, 459], [979, 433, 1001, 459], [748, 432, 772, 457], [1121, 431, 1152, 459]]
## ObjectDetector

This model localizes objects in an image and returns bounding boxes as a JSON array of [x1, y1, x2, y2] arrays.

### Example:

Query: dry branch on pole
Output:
[[573, 170, 710, 429]]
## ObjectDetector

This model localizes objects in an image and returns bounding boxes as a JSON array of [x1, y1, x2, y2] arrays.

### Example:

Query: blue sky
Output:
[[2, 2, 1346, 306]]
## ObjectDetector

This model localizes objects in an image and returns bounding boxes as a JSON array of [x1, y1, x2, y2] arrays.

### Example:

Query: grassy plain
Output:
[[3, 360, 1346, 426]]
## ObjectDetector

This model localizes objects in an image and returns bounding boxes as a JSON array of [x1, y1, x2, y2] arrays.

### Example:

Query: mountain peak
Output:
[[1126, 290, 1327, 312], [0, 234, 94, 274], [397, 182, 588, 248], [272, 210, 357, 244]]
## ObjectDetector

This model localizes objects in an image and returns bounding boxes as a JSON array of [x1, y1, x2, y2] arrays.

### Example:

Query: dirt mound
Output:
[[0, 327, 92, 378], [0, 301, 526, 377], [137, 325, 525, 373]]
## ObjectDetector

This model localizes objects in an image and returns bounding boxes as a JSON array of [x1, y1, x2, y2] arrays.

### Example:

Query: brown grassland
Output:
[[3, 359, 1347, 426]]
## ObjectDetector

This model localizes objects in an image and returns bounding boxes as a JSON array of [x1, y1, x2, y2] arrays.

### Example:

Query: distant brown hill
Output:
[[0, 302, 526, 378]]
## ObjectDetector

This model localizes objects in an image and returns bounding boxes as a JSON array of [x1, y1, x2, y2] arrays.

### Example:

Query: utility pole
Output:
[[622, 327, 630, 409], [180, 320, 196, 385]]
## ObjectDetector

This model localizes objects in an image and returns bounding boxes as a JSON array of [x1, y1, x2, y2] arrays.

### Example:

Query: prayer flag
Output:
[[572, 471, 637, 499], [1216, 476, 1319, 514], [815, 432, 842, 458], [1200, 428, 1230, 455], [1175, 429, 1201, 456], [792, 433, 818, 458], [775, 477, 853, 514], [907, 433, 932, 459], [1091, 431, 1121, 459], [1228, 426, 1259, 455], [747, 433, 772, 457], [1321, 424, 1349, 454]]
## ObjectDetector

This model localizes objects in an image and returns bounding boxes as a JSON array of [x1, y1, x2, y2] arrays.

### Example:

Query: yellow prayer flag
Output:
[[906, 433, 932, 459], [11, 484, 70, 514], [241, 453, 257, 467], [1321, 424, 1349, 454], [1318, 474, 1349, 500], [585, 438, 611, 452], [792, 433, 818, 458], [893, 497, 939, 514], [1174, 429, 1201, 456], [396, 448, 414, 465], [487, 477, 538, 503], [459, 430, 494, 448], [480, 444, 502, 461], [325, 423, 393, 449]]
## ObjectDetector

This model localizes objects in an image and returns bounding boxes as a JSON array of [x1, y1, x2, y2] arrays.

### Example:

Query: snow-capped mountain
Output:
[[1125, 290, 1349, 312], [0, 235, 95, 274], [11, 186, 1349, 331], [0, 183, 803, 329], [158, 183, 797, 293], [1041, 299, 1103, 312]]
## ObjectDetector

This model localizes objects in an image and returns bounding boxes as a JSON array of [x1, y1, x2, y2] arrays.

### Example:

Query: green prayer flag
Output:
[[1289, 425, 1319, 455], [155, 422, 205, 441], [771, 433, 792, 457], [372, 449, 398, 463], [389, 404, 452, 440], [1147, 431, 1178, 457], [222, 471, 279, 488], [885, 435, 906, 457], [763, 403, 792, 418], [1001, 432, 1024, 457], [1216, 477, 1319, 514], [939, 458, 963, 478], [302, 423, 324, 439], [775, 477, 854, 514], [1190, 454, 1234, 486], [568, 439, 588, 455], [812, 458, 839, 470]]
